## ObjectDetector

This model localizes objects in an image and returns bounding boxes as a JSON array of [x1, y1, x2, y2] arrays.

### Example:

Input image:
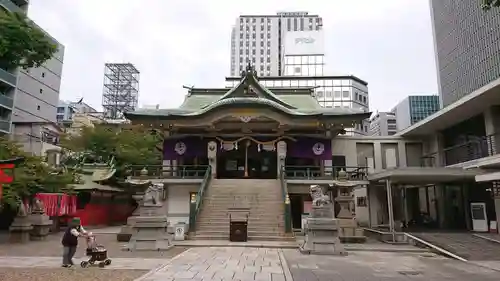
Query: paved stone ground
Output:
[[283, 248, 500, 281], [0, 232, 187, 258], [139, 247, 288, 281], [0, 268, 147, 281], [410, 232, 500, 260], [0, 256, 166, 281]]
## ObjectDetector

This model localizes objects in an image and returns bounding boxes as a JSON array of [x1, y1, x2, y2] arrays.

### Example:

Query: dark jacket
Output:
[[61, 226, 80, 246]]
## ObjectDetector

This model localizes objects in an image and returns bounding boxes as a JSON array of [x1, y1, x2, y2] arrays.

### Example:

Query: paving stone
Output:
[[283, 248, 500, 281]]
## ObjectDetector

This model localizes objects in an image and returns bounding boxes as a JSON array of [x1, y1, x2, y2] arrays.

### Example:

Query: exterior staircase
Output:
[[192, 179, 294, 241]]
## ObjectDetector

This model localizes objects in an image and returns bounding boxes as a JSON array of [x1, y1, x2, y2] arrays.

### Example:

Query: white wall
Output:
[[167, 184, 200, 228]]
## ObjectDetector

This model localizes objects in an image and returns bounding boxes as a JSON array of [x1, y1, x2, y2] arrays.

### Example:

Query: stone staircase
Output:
[[192, 179, 294, 241]]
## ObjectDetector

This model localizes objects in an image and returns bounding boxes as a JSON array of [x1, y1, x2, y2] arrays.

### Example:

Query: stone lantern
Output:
[[9, 202, 33, 243], [30, 198, 52, 240]]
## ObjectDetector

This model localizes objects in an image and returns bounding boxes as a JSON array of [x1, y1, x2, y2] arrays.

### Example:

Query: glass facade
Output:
[[430, 0, 500, 107], [284, 55, 324, 76], [408, 96, 440, 125], [225, 76, 370, 135]]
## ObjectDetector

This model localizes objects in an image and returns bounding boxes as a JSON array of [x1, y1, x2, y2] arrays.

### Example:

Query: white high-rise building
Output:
[[230, 12, 323, 77]]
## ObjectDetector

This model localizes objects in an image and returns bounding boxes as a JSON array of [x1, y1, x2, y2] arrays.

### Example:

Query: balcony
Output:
[[0, 94, 14, 109], [421, 133, 500, 167], [0, 0, 23, 12], [283, 165, 368, 181], [10, 0, 28, 7], [0, 119, 11, 133], [0, 68, 17, 87]]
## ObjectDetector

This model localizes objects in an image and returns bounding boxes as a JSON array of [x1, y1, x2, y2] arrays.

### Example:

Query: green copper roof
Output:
[[124, 64, 370, 120]]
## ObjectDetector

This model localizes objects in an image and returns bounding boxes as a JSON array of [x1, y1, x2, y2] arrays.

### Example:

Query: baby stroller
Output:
[[80, 233, 112, 268]]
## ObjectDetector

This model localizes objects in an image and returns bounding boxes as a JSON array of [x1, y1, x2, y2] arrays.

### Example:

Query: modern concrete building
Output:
[[230, 12, 323, 77], [56, 100, 97, 123], [392, 95, 440, 131], [225, 75, 370, 135], [0, 0, 65, 135], [369, 112, 397, 136], [429, 0, 500, 107]]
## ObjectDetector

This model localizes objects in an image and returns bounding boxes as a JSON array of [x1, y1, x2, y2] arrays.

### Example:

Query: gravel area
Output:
[[0, 233, 187, 258], [0, 268, 147, 281]]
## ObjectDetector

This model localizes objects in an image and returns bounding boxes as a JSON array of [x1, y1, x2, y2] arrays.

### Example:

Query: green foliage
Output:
[[482, 0, 500, 10], [0, 137, 74, 208], [0, 9, 57, 70], [60, 125, 162, 179]]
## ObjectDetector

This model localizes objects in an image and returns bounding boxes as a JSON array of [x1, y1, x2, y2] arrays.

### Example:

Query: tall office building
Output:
[[392, 95, 440, 131], [230, 11, 323, 77], [429, 0, 500, 107], [369, 112, 397, 136], [0, 0, 64, 135]]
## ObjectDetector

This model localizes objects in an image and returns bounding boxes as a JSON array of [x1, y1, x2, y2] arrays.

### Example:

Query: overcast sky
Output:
[[28, 0, 438, 112]]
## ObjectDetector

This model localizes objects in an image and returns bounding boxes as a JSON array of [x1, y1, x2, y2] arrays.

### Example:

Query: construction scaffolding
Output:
[[102, 63, 140, 120]]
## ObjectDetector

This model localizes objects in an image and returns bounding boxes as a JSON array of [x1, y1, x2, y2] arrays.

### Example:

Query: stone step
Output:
[[192, 234, 295, 242], [198, 214, 284, 219], [204, 194, 282, 198], [195, 229, 285, 236], [201, 206, 284, 210], [196, 221, 285, 228]]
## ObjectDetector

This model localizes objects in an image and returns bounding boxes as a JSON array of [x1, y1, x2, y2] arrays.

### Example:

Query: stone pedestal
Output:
[[9, 205, 33, 243], [117, 193, 144, 242], [124, 206, 173, 251], [300, 205, 347, 256], [335, 185, 366, 243], [123, 183, 172, 251], [30, 213, 52, 241]]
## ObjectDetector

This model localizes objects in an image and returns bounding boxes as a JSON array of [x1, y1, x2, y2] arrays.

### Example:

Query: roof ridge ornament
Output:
[[241, 62, 257, 78]]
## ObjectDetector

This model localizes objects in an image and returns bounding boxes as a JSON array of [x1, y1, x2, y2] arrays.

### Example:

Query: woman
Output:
[[61, 217, 89, 267]]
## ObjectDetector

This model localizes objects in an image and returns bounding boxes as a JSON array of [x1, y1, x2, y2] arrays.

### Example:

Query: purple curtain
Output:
[[163, 138, 206, 159], [287, 138, 331, 160]]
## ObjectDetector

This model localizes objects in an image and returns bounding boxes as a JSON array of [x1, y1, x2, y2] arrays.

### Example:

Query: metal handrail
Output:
[[420, 133, 500, 167], [128, 164, 210, 179], [282, 165, 368, 180], [189, 166, 212, 232], [280, 167, 292, 233]]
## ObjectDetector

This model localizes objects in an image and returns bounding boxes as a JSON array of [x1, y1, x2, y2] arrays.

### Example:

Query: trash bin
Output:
[[174, 222, 186, 241], [228, 210, 249, 242]]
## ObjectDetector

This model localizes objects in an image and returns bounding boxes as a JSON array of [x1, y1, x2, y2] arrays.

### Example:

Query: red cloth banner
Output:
[[0, 163, 14, 202]]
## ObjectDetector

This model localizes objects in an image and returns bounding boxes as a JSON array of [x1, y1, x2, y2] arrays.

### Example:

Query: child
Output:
[[61, 217, 88, 267]]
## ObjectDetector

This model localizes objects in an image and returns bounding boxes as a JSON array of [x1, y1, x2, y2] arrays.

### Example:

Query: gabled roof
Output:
[[124, 64, 371, 120]]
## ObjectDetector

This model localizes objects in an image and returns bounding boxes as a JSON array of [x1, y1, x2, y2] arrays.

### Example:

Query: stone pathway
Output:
[[283, 248, 500, 280], [0, 256, 167, 271], [138, 247, 289, 281]]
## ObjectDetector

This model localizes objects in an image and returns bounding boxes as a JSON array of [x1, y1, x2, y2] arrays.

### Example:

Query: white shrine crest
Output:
[[174, 142, 187, 155], [312, 142, 325, 155]]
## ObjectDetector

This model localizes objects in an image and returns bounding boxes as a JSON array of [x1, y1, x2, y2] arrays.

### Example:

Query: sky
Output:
[[28, 0, 438, 113]]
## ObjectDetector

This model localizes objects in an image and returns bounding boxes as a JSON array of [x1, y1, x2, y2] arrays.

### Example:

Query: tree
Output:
[[0, 9, 57, 70], [0, 137, 74, 208], [60, 125, 162, 180], [482, 0, 500, 11]]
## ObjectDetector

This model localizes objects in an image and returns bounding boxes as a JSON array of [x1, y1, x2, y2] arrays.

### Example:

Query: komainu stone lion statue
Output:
[[310, 185, 331, 206]]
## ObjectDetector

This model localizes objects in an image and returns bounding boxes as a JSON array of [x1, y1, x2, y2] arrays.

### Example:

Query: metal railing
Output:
[[420, 133, 500, 167], [0, 120, 10, 133], [0, 68, 17, 87], [282, 165, 368, 180], [0, 94, 14, 109], [189, 166, 212, 232], [128, 165, 210, 179], [279, 168, 292, 233], [0, 0, 23, 13]]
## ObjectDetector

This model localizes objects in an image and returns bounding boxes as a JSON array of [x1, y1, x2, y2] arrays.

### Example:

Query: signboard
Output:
[[284, 31, 324, 55]]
